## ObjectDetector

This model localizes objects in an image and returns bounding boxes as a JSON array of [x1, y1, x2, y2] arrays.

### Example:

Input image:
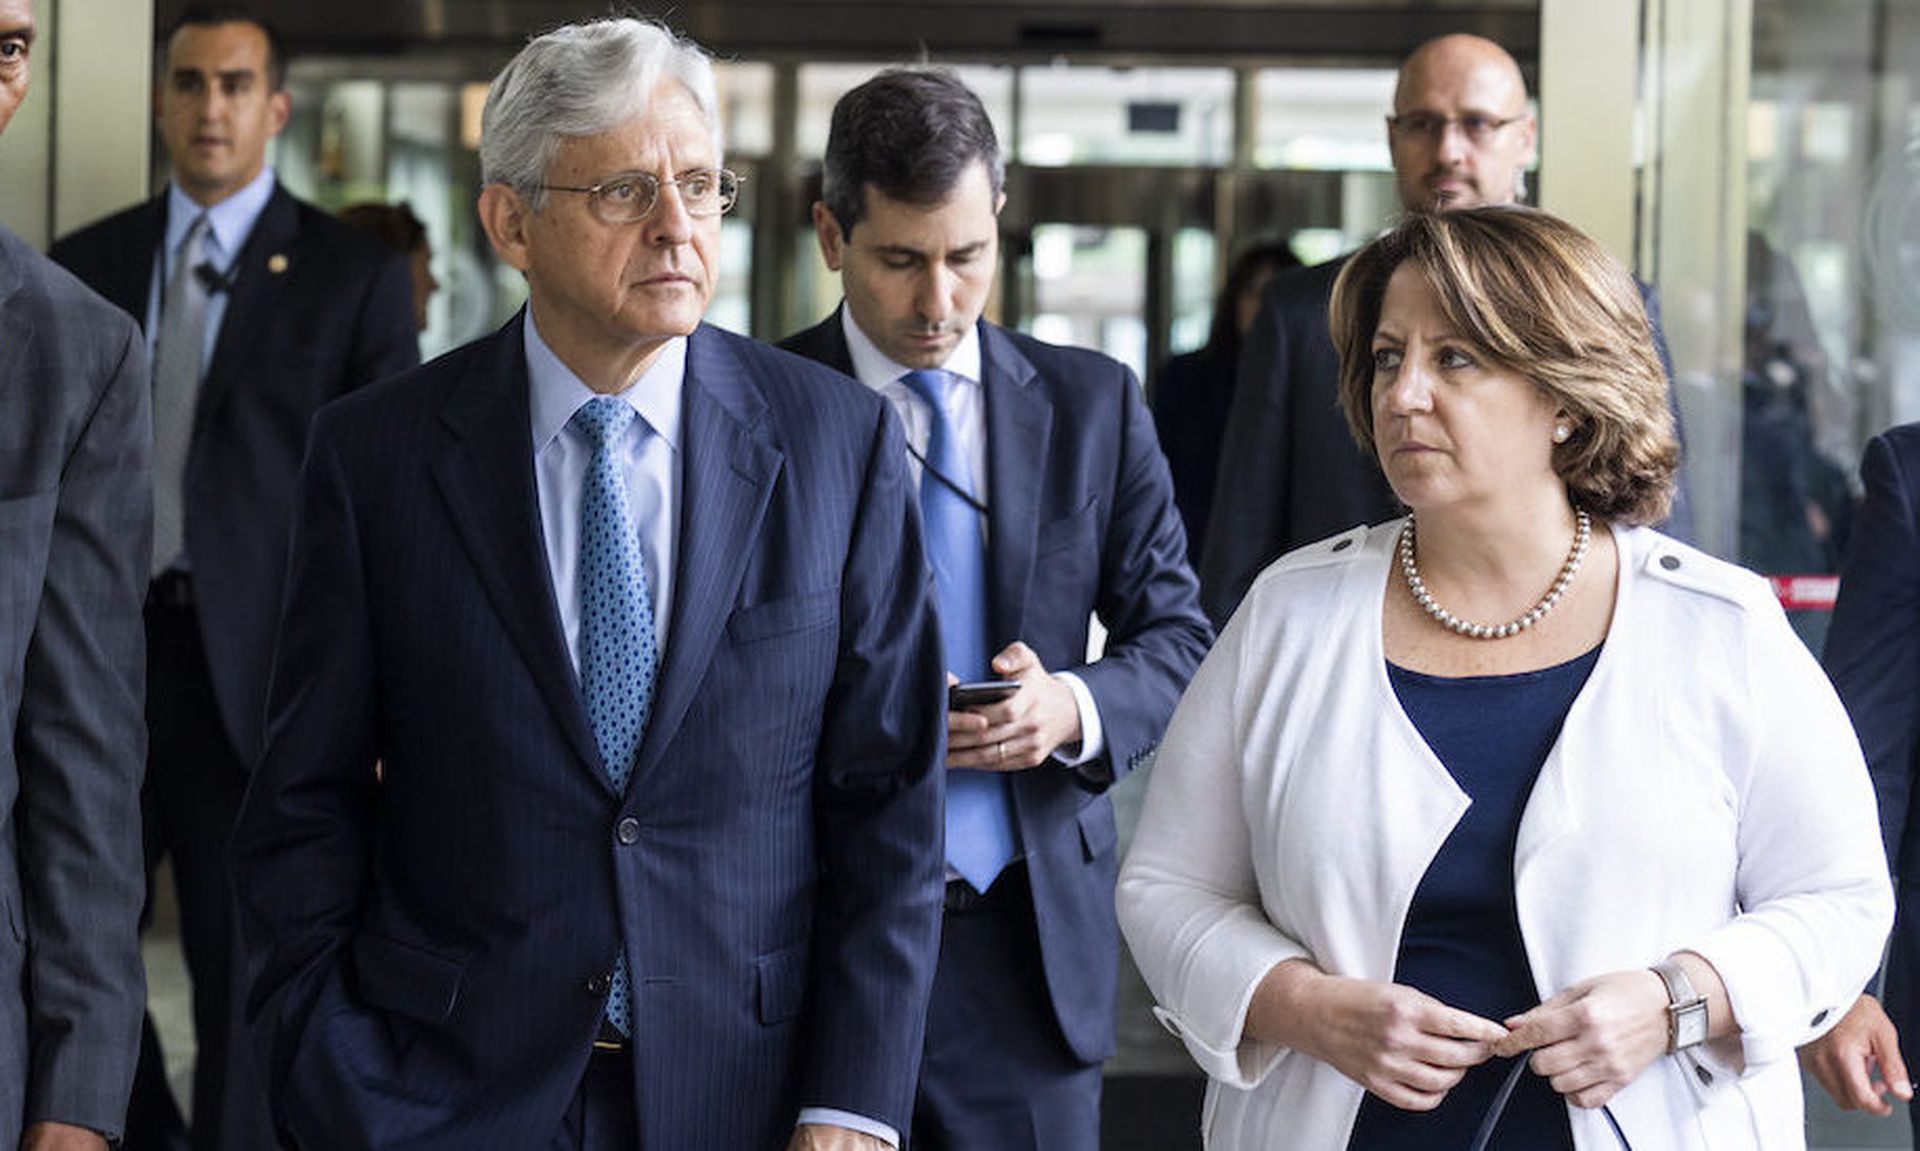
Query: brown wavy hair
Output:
[[1329, 206, 1679, 525]]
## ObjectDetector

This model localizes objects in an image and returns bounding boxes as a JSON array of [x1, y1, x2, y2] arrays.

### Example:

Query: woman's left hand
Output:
[[1493, 970, 1670, 1108]]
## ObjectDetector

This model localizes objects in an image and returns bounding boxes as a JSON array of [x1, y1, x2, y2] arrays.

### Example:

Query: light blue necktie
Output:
[[573, 395, 659, 1036], [901, 369, 1017, 893]]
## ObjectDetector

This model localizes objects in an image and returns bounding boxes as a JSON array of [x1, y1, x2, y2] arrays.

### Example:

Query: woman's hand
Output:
[[1494, 970, 1671, 1108], [1247, 960, 1507, 1110]]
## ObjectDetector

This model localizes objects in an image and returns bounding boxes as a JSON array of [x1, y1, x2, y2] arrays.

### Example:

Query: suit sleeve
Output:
[[17, 311, 151, 1137], [229, 408, 384, 1146], [1638, 283, 1697, 544], [1198, 285, 1293, 627], [800, 404, 947, 1130], [1824, 431, 1920, 878], [1070, 364, 1213, 783]]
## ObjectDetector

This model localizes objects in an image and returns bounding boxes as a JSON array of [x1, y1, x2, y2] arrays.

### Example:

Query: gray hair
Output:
[[480, 17, 721, 208]]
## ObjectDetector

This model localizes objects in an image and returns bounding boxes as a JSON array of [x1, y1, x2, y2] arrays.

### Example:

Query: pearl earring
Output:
[[1553, 424, 1571, 444]]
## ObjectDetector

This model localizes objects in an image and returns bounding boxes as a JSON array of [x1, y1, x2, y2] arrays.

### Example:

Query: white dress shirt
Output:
[[838, 309, 1104, 766], [525, 312, 895, 1148]]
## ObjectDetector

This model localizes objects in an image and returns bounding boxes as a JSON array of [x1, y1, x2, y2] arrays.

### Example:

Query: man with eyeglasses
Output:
[[1197, 33, 1690, 625], [49, 6, 418, 1149], [230, 17, 946, 1151]]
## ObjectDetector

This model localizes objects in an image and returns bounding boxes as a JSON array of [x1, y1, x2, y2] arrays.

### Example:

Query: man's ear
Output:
[[478, 183, 534, 273], [266, 87, 291, 138], [811, 201, 846, 272]]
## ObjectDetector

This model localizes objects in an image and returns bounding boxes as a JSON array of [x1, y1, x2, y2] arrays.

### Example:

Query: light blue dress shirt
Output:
[[838, 309, 1106, 767], [523, 312, 895, 1148], [147, 165, 279, 371]]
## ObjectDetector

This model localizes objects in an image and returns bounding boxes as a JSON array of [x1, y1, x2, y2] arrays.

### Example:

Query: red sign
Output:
[[1767, 574, 1839, 611]]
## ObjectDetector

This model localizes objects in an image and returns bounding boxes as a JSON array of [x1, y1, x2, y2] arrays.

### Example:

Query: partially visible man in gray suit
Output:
[[0, 0, 152, 1147]]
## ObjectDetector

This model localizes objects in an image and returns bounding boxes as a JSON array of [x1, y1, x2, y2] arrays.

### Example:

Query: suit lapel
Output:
[[628, 325, 780, 790], [102, 198, 167, 327], [430, 313, 608, 789], [979, 322, 1050, 646], [199, 184, 299, 427]]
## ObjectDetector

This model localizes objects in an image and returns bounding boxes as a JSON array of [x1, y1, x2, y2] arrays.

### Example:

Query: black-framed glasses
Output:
[[538, 168, 742, 223], [1386, 112, 1525, 145]]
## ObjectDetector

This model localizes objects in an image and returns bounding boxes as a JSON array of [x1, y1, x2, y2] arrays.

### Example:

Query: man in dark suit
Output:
[[48, 6, 417, 1147], [1199, 33, 1689, 626], [1797, 424, 1920, 1125], [231, 18, 945, 1151], [782, 68, 1213, 1150], [0, 1, 151, 1147]]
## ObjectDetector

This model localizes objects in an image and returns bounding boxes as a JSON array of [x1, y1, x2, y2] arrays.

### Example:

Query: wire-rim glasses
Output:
[[539, 168, 742, 223], [1386, 112, 1525, 145]]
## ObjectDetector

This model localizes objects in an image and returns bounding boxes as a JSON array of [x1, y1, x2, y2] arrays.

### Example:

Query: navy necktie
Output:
[[901, 369, 1017, 892], [573, 395, 658, 1035]]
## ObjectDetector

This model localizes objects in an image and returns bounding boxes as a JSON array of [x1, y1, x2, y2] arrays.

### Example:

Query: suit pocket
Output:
[[1077, 800, 1117, 863], [755, 941, 809, 1025], [726, 588, 837, 645], [1035, 498, 1099, 559], [350, 932, 470, 1025]]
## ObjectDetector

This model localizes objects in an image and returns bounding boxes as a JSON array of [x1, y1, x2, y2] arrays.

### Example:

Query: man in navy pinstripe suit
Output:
[[231, 19, 945, 1151]]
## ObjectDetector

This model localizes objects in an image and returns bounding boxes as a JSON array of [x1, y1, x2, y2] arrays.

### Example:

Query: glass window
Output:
[[716, 62, 775, 158], [1024, 224, 1149, 379], [1016, 65, 1232, 167], [1252, 67, 1397, 172]]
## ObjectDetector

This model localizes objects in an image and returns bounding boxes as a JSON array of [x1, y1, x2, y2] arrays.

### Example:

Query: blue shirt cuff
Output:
[[796, 1108, 899, 1147]]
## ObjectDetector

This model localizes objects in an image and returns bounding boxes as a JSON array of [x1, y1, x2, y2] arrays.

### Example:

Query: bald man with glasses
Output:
[[1197, 33, 1689, 626]]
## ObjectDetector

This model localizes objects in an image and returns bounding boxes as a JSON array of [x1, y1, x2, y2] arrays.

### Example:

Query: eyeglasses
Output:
[[1386, 112, 1525, 145], [538, 168, 742, 223]]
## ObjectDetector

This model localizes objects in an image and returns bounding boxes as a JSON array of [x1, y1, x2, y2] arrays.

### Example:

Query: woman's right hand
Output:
[[1246, 959, 1509, 1110]]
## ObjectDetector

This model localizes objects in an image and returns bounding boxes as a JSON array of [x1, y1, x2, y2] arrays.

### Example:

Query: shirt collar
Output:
[[524, 307, 686, 456], [838, 305, 983, 392], [166, 165, 277, 268]]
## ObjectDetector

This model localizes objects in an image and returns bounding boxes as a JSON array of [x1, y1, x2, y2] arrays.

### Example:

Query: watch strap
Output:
[[1651, 958, 1708, 1053]]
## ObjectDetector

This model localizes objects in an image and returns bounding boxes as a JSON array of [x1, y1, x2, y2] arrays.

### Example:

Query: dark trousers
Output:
[[912, 865, 1102, 1151], [548, 1052, 640, 1150], [123, 596, 273, 1151]]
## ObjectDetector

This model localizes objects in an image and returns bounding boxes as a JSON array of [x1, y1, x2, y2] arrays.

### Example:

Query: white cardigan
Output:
[[1117, 521, 1892, 1150]]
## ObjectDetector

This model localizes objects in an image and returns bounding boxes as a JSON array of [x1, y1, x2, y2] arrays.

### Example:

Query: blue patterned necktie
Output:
[[573, 395, 658, 1035], [901, 369, 1017, 893]]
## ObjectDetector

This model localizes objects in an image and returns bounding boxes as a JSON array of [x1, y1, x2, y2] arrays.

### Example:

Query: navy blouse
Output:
[[1345, 645, 1601, 1151]]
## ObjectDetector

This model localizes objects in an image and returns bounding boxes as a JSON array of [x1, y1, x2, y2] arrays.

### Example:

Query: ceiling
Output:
[[160, 1, 1540, 64]]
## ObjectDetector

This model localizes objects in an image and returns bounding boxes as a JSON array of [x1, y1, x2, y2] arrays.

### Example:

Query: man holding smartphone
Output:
[[782, 67, 1212, 1150]]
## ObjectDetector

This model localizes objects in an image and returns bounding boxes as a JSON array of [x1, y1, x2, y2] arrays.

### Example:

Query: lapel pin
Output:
[[267, 253, 289, 274]]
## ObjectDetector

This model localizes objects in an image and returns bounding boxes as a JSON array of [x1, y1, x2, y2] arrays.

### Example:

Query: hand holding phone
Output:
[[948, 679, 1019, 711]]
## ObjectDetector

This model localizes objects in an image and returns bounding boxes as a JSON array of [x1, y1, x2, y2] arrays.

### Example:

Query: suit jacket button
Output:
[[585, 972, 611, 996], [616, 817, 641, 845]]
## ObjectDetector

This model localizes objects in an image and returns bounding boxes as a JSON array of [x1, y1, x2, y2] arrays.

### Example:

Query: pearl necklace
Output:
[[1398, 509, 1591, 640]]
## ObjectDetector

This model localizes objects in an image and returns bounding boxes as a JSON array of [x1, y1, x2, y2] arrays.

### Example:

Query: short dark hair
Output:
[[1206, 239, 1301, 355], [337, 201, 426, 256], [821, 67, 1003, 237], [165, 4, 287, 91]]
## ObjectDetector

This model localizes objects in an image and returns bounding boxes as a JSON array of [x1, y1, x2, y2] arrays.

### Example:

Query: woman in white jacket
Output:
[[1116, 206, 1892, 1150]]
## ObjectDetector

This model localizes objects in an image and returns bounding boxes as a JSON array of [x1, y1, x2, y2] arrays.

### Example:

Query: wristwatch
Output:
[[1651, 958, 1709, 1053]]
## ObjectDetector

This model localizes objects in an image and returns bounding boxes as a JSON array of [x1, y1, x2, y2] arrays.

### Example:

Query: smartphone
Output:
[[948, 679, 1019, 710]]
